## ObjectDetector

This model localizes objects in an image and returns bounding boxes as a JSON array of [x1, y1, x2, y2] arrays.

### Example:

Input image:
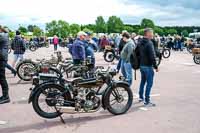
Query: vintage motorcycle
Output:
[[16, 51, 65, 81], [192, 48, 200, 65], [103, 45, 120, 62], [28, 67, 133, 119]]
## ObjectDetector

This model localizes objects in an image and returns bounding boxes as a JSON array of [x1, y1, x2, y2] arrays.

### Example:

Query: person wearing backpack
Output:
[[0, 26, 10, 104], [11, 31, 26, 68], [120, 32, 136, 86], [137, 28, 158, 107]]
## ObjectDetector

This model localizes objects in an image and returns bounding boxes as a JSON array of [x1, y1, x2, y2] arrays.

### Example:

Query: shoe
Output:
[[0, 96, 4, 100], [144, 102, 156, 107], [138, 98, 144, 102], [0, 97, 10, 104]]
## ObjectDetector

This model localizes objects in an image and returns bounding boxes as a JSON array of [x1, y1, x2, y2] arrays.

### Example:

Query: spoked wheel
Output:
[[104, 51, 115, 62], [104, 84, 133, 115], [32, 84, 70, 119], [162, 49, 171, 58], [193, 55, 200, 65], [17, 62, 37, 81]]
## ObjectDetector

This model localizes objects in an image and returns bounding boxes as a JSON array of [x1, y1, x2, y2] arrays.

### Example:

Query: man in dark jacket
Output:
[[137, 28, 158, 106], [0, 26, 10, 104], [71, 31, 87, 65], [11, 31, 26, 67]]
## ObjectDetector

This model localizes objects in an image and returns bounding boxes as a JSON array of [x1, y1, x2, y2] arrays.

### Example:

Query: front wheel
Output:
[[104, 51, 115, 62], [162, 49, 171, 58], [29, 45, 37, 52], [193, 55, 200, 65], [104, 83, 133, 115]]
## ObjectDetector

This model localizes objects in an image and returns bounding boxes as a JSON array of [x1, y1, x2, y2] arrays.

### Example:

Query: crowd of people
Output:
[[2, 23, 195, 106]]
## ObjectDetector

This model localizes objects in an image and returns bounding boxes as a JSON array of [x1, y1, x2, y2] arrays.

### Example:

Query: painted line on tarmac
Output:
[[139, 107, 148, 111], [181, 63, 195, 66], [0, 121, 7, 125], [133, 93, 160, 99]]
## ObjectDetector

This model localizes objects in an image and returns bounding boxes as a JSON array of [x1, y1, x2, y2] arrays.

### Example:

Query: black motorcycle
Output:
[[29, 41, 49, 52], [104, 46, 120, 62], [28, 68, 133, 119]]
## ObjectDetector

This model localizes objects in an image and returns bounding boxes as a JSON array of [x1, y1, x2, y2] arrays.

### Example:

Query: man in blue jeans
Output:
[[120, 32, 135, 86], [137, 28, 159, 106]]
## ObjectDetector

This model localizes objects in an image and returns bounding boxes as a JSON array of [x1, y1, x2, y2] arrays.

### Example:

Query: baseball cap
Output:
[[77, 31, 87, 37]]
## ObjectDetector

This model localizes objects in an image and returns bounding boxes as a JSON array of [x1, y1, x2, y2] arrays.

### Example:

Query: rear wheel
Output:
[[29, 45, 37, 52], [32, 84, 71, 119], [16, 61, 37, 81], [104, 83, 133, 115]]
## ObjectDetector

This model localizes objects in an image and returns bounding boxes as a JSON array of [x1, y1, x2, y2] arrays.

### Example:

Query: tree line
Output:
[[11, 16, 200, 38]]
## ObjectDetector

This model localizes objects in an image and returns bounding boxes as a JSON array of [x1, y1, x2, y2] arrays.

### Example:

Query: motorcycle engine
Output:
[[74, 88, 100, 112]]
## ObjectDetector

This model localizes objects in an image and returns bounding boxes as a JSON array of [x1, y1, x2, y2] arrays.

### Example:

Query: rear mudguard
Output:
[[15, 59, 37, 70], [28, 82, 70, 103], [101, 81, 129, 109]]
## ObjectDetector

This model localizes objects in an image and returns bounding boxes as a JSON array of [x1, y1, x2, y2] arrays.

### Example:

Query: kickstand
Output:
[[54, 106, 65, 124]]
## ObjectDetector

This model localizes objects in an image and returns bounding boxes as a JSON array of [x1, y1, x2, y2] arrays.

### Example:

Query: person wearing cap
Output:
[[137, 28, 158, 107], [11, 31, 26, 68], [71, 31, 87, 65], [0, 26, 10, 104], [120, 32, 136, 86]]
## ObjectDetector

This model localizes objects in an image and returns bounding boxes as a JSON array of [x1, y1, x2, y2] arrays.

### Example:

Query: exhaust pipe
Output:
[[56, 106, 100, 114]]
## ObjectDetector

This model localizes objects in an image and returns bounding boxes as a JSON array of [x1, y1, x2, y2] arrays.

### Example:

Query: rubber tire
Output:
[[193, 55, 200, 65], [104, 51, 115, 62], [16, 61, 37, 81], [162, 49, 171, 59], [32, 84, 70, 119], [29, 45, 37, 52], [104, 83, 133, 115]]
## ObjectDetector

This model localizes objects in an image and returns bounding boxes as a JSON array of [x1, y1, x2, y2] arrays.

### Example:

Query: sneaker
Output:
[[138, 98, 144, 102], [144, 102, 156, 107], [0, 97, 10, 104]]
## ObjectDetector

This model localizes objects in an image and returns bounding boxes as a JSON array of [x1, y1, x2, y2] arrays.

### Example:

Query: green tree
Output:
[[33, 26, 43, 37], [182, 30, 189, 37], [18, 26, 27, 33], [138, 29, 144, 35], [70, 24, 81, 36], [46, 20, 70, 38], [124, 25, 134, 33], [107, 16, 124, 33], [95, 16, 107, 33], [141, 18, 155, 29], [166, 29, 177, 35], [27, 25, 35, 32], [154, 27, 164, 36], [9, 31, 15, 39], [83, 28, 93, 34]]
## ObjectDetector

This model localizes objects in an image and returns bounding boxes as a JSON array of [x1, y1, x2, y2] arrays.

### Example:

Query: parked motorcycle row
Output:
[[8, 41, 49, 53], [16, 51, 133, 120]]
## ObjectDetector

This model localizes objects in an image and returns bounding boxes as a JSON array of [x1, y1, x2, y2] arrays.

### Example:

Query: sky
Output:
[[0, 0, 199, 30]]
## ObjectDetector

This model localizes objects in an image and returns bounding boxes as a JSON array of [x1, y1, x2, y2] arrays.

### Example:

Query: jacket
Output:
[[11, 35, 26, 54], [138, 37, 158, 69], [120, 39, 135, 62], [0, 33, 9, 61], [71, 39, 85, 60]]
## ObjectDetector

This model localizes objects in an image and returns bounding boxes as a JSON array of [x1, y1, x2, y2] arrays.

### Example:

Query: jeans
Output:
[[0, 61, 9, 97], [13, 54, 24, 62], [54, 45, 58, 51], [139, 66, 154, 103], [116, 58, 121, 72], [6, 63, 16, 74], [121, 59, 133, 86]]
